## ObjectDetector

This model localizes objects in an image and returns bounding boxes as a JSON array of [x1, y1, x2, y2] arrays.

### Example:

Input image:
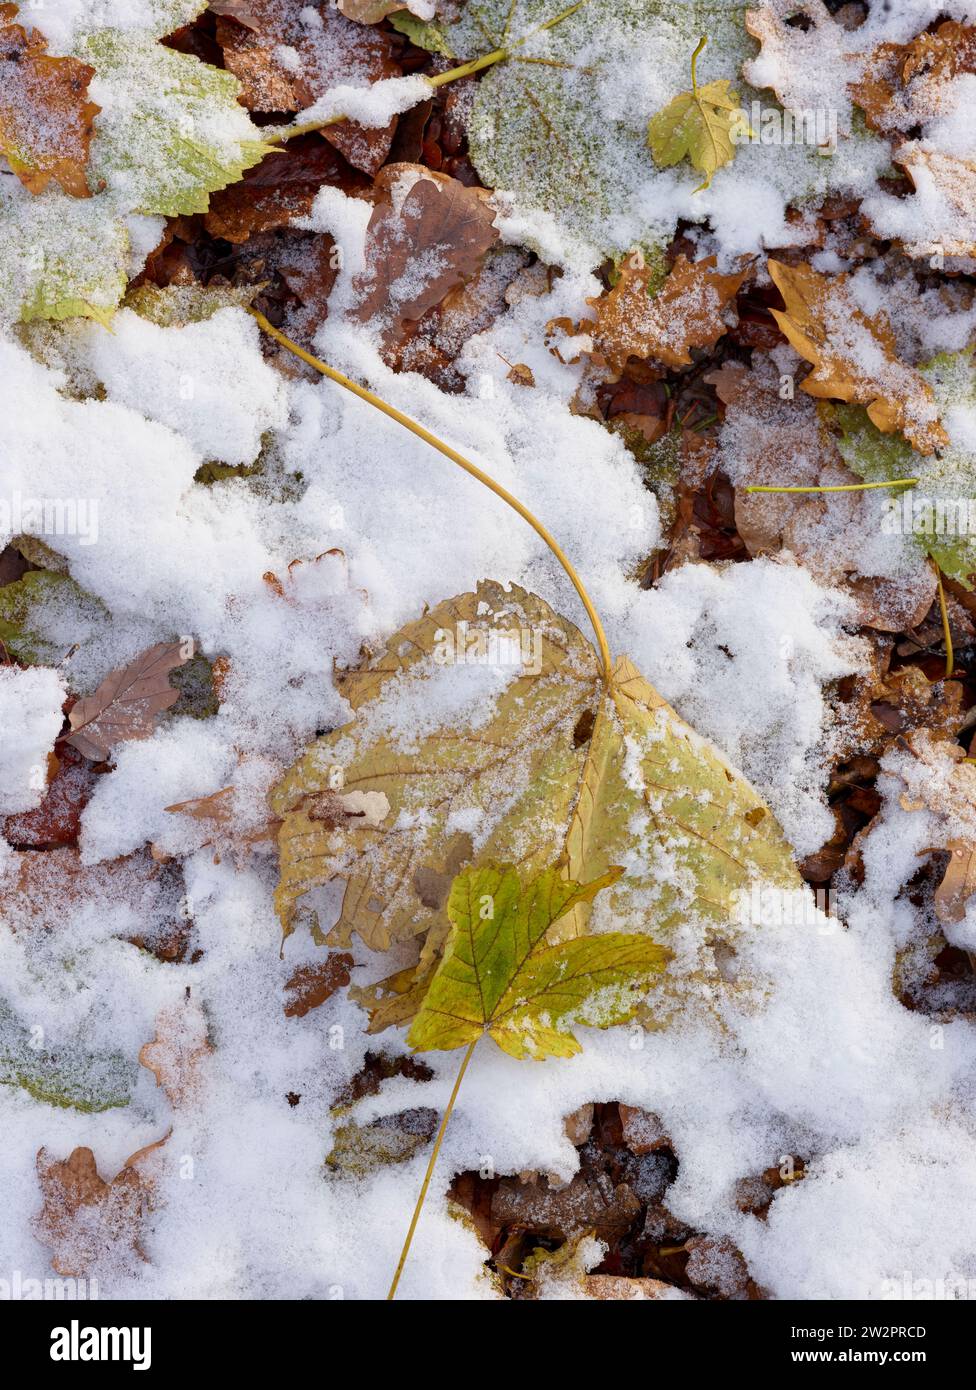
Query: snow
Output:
[[292, 75, 434, 130], [0, 666, 66, 814], [76, 308, 288, 469], [3, 0, 976, 1310]]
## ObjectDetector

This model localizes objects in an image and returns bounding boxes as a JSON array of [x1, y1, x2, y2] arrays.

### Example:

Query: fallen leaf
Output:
[[269, 581, 799, 1031], [215, 1, 403, 174], [744, 2, 859, 136], [0, 2, 100, 197], [492, 1170, 642, 1242], [65, 642, 192, 762], [3, 743, 99, 848], [407, 862, 669, 1059], [584, 255, 747, 379], [647, 67, 744, 191], [858, 21, 976, 132], [284, 953, 354, 1018], [337, 0, 430, 23], [766, 259, 948, 455], [34, 1137, 168, 1276], [353, 164, 499, 337], [139, 997, 211, 1107], [889, 144, 976, 261], [164, 784, 281, 864], [204, 139, 369, 243], [581, 1274, 686, 1300], [934, 841, 976, 927], [325, 1107, 438, 1176]]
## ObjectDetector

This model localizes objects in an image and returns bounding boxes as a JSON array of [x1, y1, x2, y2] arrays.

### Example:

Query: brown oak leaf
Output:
[[64, 641, 192, 763], [766, 259, 948, 455], [858, 21, 976, 132], [34, 1136, 168, 1277], [0, 2, 100, 197], [215, 1, 402, 175], [584, 255, 748, 379]]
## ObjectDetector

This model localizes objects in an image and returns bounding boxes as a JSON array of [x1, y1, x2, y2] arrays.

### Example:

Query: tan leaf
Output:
[[584, 255, 747, 379], [34, 1136, 168, 1276], [139, 998, 211, 1107], [0, 2, 100, 198], [766, 259, 948, 455], [65, 642, 191, 762], [164, 784, 281, 863], [269, 581, 799, 1032], [889, 144, 976, 260]]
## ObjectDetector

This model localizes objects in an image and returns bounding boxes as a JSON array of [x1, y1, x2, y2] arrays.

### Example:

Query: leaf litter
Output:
[[3, 0, 976, 1305]]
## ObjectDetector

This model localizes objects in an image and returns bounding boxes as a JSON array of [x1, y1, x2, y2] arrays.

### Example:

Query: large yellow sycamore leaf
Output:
[[270, 582, 799, 1032], [407, 863, 670, 1060], [766, 259, 948, 456]]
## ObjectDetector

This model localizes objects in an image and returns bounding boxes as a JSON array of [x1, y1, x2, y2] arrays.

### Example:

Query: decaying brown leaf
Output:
[[353, 164, 500, 339], [284, 953, 354, 1018], [858, 21, 976, 132], [34, 1136, 168, 1276], [766, 259, 948, 455], [215, 1, 402, 174], [583, 255, 747, 379], [65, 642, 192, 762], [0, 2, 100, 197]]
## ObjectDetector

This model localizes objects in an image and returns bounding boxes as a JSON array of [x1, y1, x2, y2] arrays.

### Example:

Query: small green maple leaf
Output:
[[646, 35, 747, 191], [407, 862, 671, 1060]]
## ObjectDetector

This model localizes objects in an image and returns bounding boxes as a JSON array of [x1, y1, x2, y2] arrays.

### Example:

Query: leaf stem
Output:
[[387, 1038, 478, 1301], [689, 33, 707, 94], [247, 310, 612, 677], [935, 565, 954, 679], [266, 0, 587, 144], [744, 479, 919, 494]]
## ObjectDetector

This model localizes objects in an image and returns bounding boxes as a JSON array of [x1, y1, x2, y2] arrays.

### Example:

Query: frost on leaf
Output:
[[438, 0, 754, 258], [857, 21, 976, 133], [766, 258, 948, 456], [72, 29, 277, 217], [270, 581, 798, 1035], [353, 164, 500, 343], [65, 641, 192, 762], [139, 997, 211, 1108], [583, 254, 747, 379], [647, 70, 744, 191], [34, 1137, 167, 1277], [213, 0, 403, 175], [0, 3, 100, 197], [0, 179, 129, 323], [407, 862, 670, 1060]]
